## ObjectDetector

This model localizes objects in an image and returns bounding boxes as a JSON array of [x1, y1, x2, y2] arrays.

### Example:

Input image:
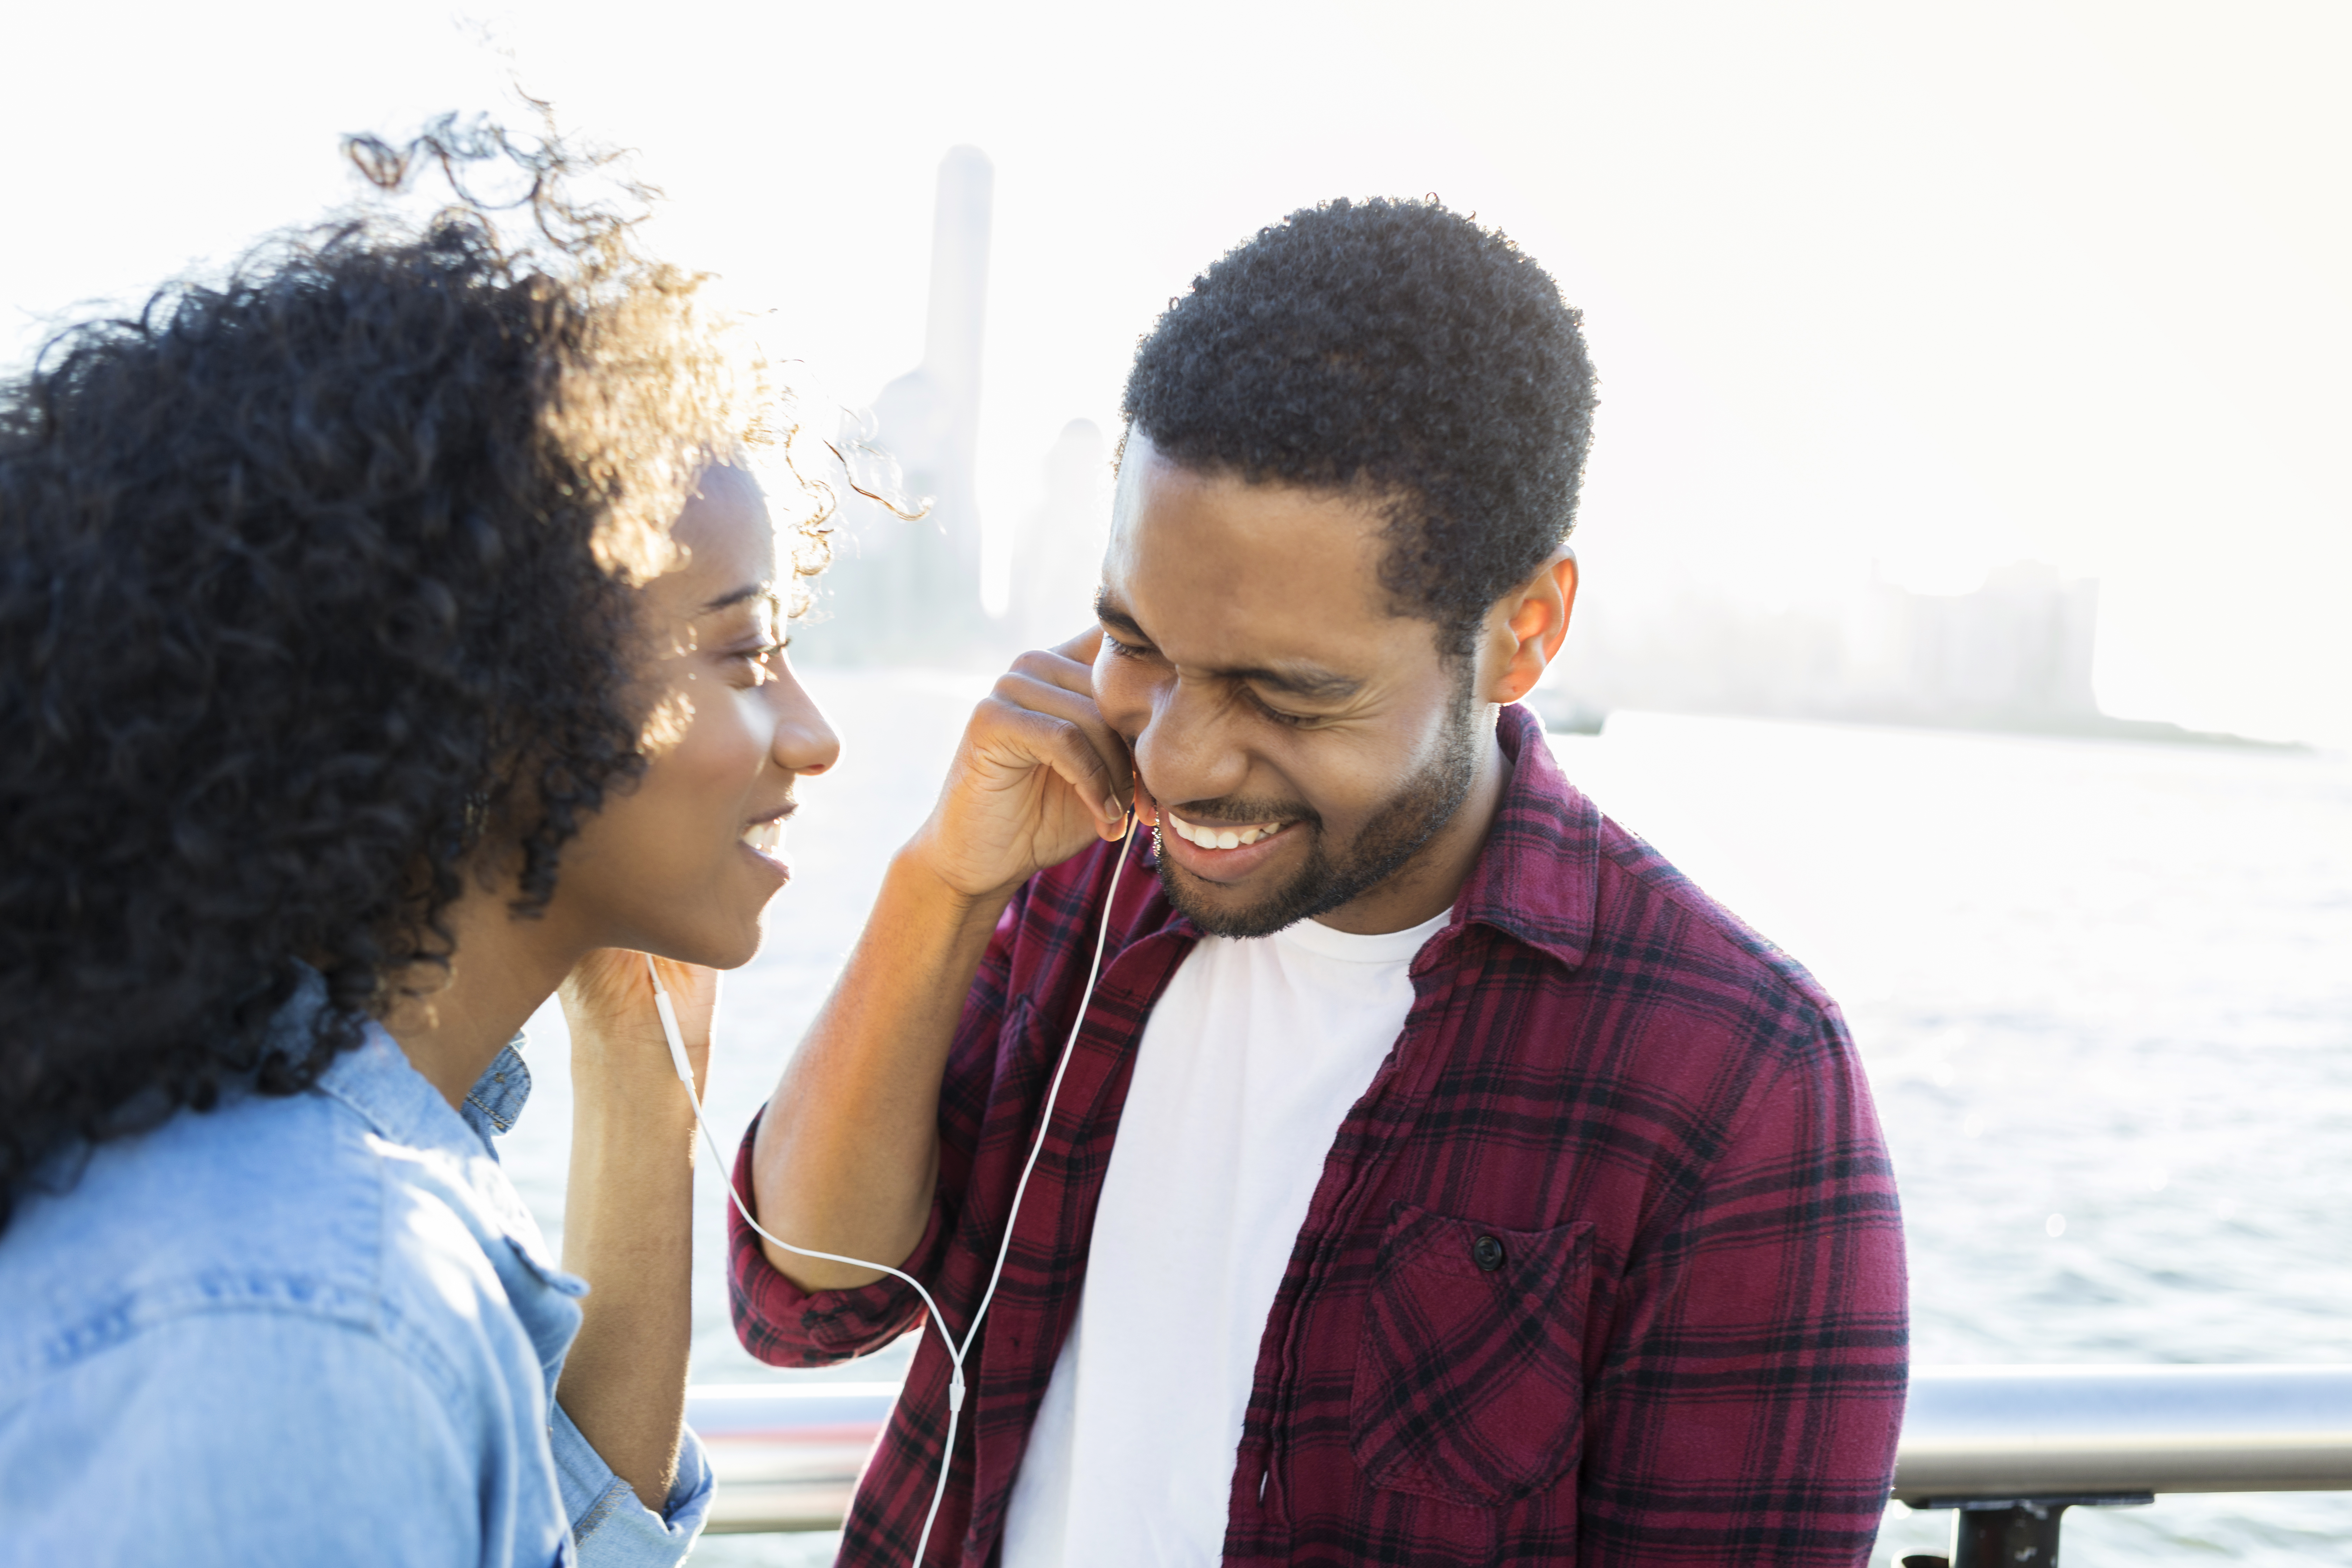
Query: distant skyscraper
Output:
[[1008, 419, 1112, 650], [1846, 560, 2100, 722], [804, 147, 994, 664], [1537, 560, 2129, 736]]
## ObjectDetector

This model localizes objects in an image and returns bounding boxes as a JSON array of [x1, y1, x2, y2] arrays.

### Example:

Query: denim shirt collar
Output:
[[265, 967, 534, 1151], [461, 1044, 534, 1138], [309, 1005, 577, 1300], [315, 1023, 534, 1166]]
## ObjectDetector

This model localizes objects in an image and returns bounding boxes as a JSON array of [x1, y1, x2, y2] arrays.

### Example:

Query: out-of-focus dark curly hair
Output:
[[1122, 196, 1597, 657], [0, 115, 824, 1231]]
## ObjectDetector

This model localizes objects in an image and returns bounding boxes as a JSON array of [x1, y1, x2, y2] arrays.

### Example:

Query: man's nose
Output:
[[1132, 678, 1247, 808]]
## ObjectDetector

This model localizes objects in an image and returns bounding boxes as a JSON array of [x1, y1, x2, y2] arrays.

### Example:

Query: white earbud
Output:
[[645, 812, 1139, 1564]]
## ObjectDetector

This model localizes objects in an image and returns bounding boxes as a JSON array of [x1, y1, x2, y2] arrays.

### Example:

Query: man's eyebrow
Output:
[[1094, 596, 1147, 640], [1094, 594, 1360, 701], [1224, 663, 1362, 701]]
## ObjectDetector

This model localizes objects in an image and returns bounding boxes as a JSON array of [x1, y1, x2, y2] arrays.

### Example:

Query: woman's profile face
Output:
[[552, 467, 839, 968]]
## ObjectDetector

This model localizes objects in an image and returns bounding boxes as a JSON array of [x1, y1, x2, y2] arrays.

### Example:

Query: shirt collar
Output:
[[461, 1044, 533, 1138], [1444, 703, 1600, 973], [1134, 703, 1598, 972], [265, 965, 533, 1156], [311, 1025, 531, 1161], [266, 975, 568, 1293], [267, 964, 530, 1166]]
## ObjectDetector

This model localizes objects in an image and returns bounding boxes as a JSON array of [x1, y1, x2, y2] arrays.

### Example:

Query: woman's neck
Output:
[[382, 887, 582, 1110]]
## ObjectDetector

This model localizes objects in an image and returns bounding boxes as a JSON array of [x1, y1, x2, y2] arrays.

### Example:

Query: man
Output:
[[733, 198, 1907, 1566]]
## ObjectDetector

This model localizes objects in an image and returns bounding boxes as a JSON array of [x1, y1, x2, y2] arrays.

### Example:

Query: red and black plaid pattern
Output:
[[730, 704, 1907, 1565]]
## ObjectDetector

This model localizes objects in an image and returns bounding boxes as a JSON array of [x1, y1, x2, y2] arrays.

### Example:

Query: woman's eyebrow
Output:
[[697, 583, 769, 615]]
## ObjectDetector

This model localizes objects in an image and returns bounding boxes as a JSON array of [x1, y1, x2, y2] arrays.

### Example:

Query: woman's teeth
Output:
[[1165, 810, 1289, 852], [741, 819, 786, 856]]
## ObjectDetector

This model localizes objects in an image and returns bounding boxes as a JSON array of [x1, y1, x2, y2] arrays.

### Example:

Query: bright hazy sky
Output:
[[8, 2, 2346, 744]]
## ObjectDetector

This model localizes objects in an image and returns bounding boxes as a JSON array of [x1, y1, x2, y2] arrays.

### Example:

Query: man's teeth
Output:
[[1165, 811, 1289, 851], [741, 819, 786, 855]]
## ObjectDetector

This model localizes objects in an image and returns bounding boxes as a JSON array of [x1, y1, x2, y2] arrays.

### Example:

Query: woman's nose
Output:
[[770, 666, 840, 777]]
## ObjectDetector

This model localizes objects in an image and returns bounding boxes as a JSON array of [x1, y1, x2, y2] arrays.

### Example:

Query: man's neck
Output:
[[1312, 719, 1512, 936], [382, 889, 579, 1110]]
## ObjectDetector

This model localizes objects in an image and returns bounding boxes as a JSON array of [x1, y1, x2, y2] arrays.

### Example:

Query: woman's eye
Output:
[[726, 643, 785, 682], [1102, 635, 1149, 660]]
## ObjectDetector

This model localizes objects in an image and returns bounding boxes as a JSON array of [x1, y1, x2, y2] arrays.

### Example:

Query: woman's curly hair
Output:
[[0, 116, 826, 1231]]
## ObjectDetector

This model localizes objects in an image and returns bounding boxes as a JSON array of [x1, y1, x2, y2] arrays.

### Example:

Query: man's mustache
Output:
[[1134, 774, 1319, 831]]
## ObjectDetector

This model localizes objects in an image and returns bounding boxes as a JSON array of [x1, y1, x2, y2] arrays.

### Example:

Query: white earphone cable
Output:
[[645, 813, 1137, 1566]]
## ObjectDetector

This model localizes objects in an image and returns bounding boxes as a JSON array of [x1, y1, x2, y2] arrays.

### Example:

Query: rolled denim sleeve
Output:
[[552, 1401, 714, 1566]]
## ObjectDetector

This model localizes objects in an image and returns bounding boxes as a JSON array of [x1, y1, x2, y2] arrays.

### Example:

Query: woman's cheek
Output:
[[680, 688, 773, 811]]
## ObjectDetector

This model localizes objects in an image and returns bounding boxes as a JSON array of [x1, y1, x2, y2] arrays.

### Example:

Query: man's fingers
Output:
[[975, 694, 1127, 830], [1050, 625, 1105, 668], [990, 667, 1132, 821], [1010, 640, 1100, 704]]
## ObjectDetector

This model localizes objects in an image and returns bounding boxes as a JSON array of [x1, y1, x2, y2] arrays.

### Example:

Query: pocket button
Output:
[[1471, 1234, 1505, 1272]]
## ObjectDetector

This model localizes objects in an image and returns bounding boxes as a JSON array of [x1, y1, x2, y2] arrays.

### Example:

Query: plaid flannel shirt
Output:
[[730, 704, 1907, 1565]]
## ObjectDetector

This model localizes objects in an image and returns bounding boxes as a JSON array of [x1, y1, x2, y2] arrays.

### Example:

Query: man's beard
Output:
[[1154, 684, 1484, 940]]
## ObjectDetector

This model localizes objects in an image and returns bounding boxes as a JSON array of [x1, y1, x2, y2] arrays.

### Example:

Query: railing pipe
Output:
[[686, 1364, 2352, 1539], [1894, 1364, 2352, 1501], [688, 1381, 899, 1534]]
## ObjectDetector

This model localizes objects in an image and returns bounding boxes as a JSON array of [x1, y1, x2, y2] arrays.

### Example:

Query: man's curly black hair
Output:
[[1122, 197, 1597, 657], [0, 118, 817, 1232]]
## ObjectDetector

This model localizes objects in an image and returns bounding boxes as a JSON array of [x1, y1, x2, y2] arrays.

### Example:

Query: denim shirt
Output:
[[0, 1010, 712, 1566]]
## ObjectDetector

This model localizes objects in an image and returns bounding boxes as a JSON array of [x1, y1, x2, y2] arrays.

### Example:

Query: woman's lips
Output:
[[739, 814, 791, 877]]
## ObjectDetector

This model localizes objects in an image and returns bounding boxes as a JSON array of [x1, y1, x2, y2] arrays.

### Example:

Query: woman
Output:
[[0, 123, 838, 1564]]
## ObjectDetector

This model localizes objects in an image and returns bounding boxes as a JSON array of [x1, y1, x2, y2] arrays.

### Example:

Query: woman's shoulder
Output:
[[0, 1072, 393, 1385], [0, 1074, 562, 1562], [0, 1036, 580, 1559], [0, 1032, 562, 1404]]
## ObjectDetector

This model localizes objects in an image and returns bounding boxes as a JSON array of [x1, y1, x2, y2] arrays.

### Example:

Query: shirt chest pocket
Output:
[[1348, 1204, 1594, 1507]]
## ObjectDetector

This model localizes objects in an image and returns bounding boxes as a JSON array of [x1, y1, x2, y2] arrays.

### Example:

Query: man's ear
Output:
[[1483, 546, 1579, 706]]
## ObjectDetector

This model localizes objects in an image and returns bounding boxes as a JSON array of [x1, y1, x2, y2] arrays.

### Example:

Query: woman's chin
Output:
[[638, 910, 766, 973], [622, 866, 781, 971], [697, 919, 768, 972]]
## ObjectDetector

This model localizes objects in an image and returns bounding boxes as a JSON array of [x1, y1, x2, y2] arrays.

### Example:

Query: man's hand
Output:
[[907, 629, 1132, 904], [746, 631, 1133, 1292]]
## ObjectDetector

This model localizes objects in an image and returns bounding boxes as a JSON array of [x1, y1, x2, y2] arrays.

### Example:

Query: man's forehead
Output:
[[1107, 436, 1405, 628], [1112, 432, 1393, 529]]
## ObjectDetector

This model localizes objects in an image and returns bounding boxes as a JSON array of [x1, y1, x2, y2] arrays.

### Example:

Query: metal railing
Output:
[[1891, 1365, 2352, 1566], [687, 1364, 2352, 1558], [689, 1381, 900, 1534]]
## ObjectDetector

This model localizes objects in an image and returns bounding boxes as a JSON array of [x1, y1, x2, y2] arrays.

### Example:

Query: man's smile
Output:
[[1163, 808, 1294, 851], [1155, 805, 1310, 885]]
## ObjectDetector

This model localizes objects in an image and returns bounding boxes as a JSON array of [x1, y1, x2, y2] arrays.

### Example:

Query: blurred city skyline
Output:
[[5, 2, 2346, 745]]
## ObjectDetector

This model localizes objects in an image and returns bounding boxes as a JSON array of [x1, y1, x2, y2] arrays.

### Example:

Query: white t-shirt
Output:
[[999, 904, 1454, 1568]]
